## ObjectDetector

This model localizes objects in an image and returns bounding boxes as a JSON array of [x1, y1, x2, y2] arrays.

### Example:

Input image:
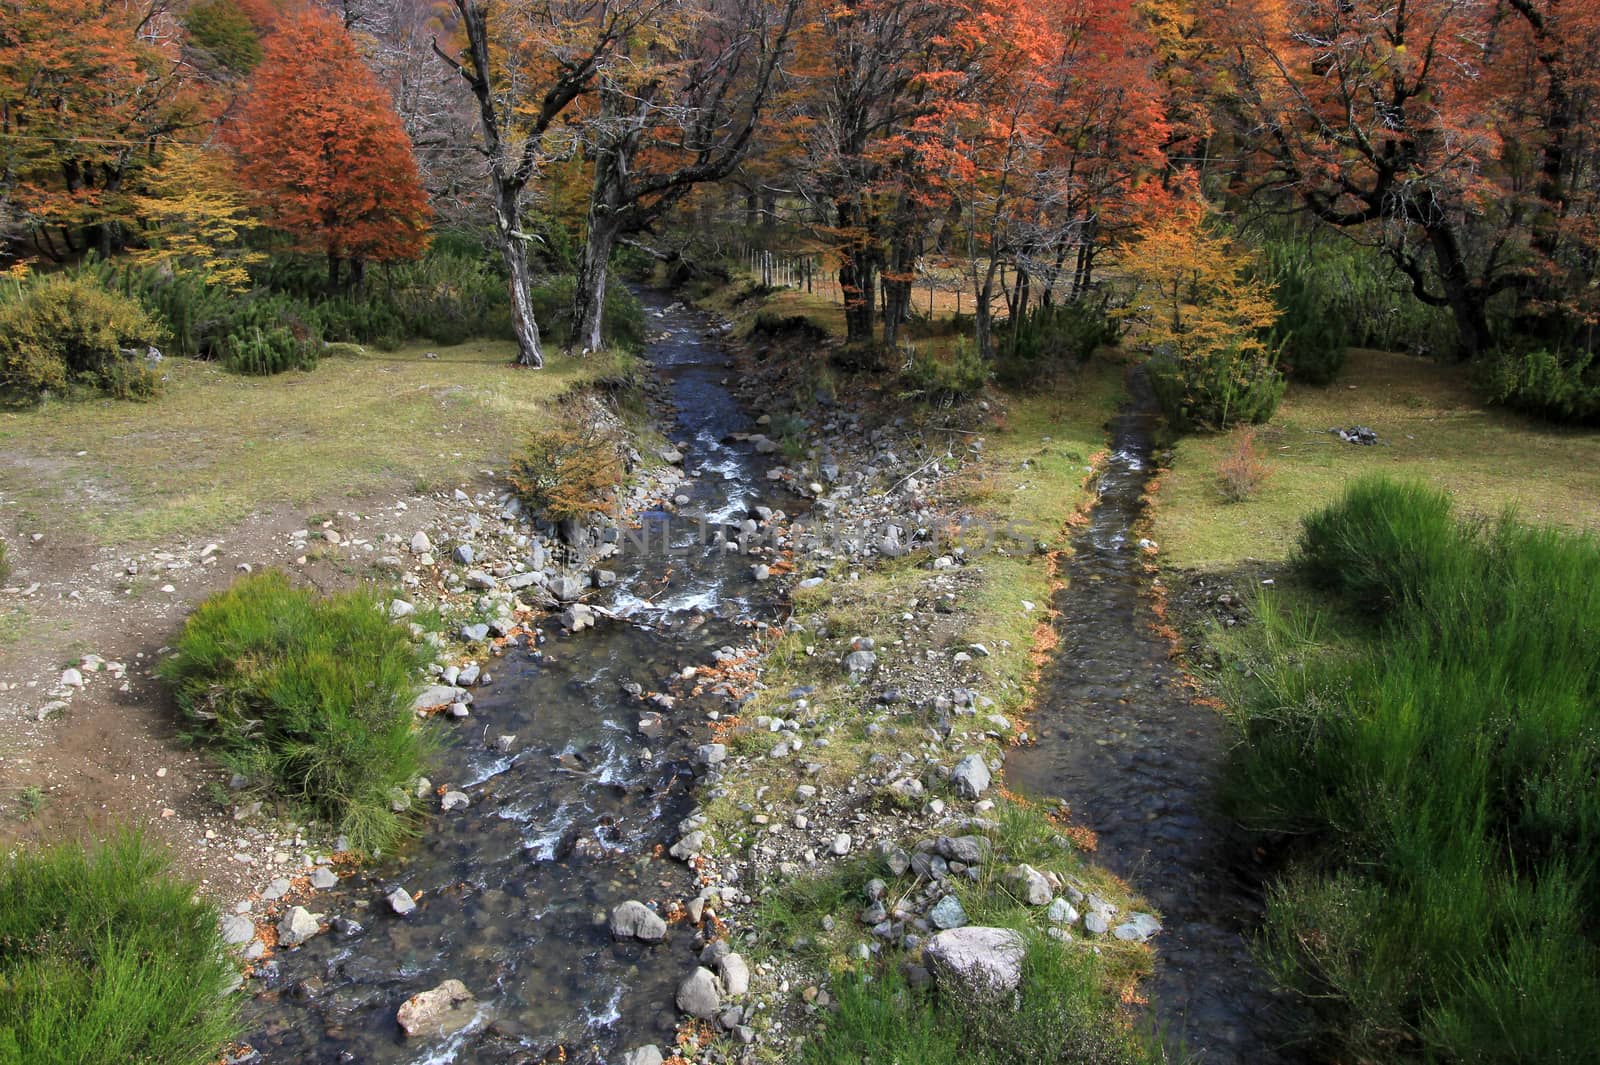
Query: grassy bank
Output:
[[0, 833, 237, 1065], [1149, 348, 1600, 569], [1219, 478, 1600, 1061], [0, 342, 636, 544]]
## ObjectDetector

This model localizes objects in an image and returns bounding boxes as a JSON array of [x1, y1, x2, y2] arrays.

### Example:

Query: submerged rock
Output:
[[610, 900, 668, 943]]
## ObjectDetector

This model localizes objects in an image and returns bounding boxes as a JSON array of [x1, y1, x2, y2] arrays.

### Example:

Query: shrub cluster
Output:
[[1214, 428, 1271, 503], [158, 571, 430, 853], [0, 832, 237, 1065], [993, 300, 1118, 390], [507, 426, 625, 523], [1147, 340, 1285, 431], [902, 338, 990, 404], [0, 275, 166, 401], [1487, 344, 1600, 424], [1226, 476, 1600, 1061]]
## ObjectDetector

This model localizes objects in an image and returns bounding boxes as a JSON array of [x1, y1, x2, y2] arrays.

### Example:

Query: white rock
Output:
[[396, 979, 475, 1039], [925, 926, 1027, 994]]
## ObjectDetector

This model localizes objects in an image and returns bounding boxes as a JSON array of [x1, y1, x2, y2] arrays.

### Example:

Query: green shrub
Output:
[[525, 275, 647, 351], [158, 571, 430, 853], [903, 338, 990, 404], [183, 0, 263, 74], [0, 538, 8, 584], [0, 275, 167, 400], [0, 832, 238, 1065], [1487, 345, 1600, 424], [507, 427, 624, 522], [1294, 476, 1465, 617], [1224, 478, 1600, 1062], [1147, 340, 1285, 431], [994, 300, 1118, 390], [1264, 255, 1347, 385]]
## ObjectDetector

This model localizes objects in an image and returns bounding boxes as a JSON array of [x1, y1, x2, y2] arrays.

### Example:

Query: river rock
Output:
[[621, 1048, 664, 1065], [1113, 913, 1163, 943], [1010, 864, 1052, 906], [410, 532, 431, 554], [411, 685, 460, 713], [952, 753, 991, 799], [310, 867, 339, 890], [925, 927, 1026, 995], [610, 900, 668, 943], [277, 906, 321, 947], [670, 831, 706, 861], [465, 569, 497, 590], [696, 743, 727, 767], [220, 914, 255, 946], [387, 887, 418, 916], [397, 979, 476, 1039], [459, 623, 491, 642], [718, 952, 750, 996], [676, 967, 724, 1020], [547, 575, 584, 602], [658, 447, 685, 465], [929, 894, 968, 930], [452, 544, 475, 565], [441, 790, 470, 811], [561, 604, 595, 631]]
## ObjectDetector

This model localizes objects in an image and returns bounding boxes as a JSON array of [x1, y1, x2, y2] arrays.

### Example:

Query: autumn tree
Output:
[[434, 0, 678, 368], [570, 0, 799, 352], [0, 0, 203, 262], [1215, 0, 1600, 358], [228, 4, 430, 292], [128, 143, 264, 288]]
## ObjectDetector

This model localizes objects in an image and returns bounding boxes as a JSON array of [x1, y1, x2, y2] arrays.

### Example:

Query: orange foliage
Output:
[[227, 5, 430, 277]]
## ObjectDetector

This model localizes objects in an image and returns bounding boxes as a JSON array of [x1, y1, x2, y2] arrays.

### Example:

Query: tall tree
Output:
[[569, 0, 799, 352], [1215, 0, 1600, 357], [433, 0, 676, 368], [228, 4, 430, 292], [0, 0, 203, 262]]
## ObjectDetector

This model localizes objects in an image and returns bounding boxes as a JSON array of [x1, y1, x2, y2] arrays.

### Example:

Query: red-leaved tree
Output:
[[228, 4, 429, 291]]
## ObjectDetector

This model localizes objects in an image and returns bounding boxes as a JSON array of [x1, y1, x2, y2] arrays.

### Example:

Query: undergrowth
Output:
[[1223, 476, 1600, 1062]]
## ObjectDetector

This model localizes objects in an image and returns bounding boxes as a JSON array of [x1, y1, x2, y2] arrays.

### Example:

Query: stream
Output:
[[1006, 371, 1297, 1063], [243, 291, 789, 1064]]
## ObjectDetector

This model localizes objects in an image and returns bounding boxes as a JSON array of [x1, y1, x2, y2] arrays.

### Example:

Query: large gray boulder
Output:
[[676, 966, 724, 1020], [276, 906, 321, 947], [610, 900, 668, 943], [951, 753, 992, 799], [621, 1048, 664, 1065], [925, 926, 1027, 995]]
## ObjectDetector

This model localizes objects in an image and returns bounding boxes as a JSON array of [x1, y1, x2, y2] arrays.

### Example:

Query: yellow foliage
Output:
[[129, 145, 265, 290], [507, 426, 624, 522], [1117, 202, 1280, 363]]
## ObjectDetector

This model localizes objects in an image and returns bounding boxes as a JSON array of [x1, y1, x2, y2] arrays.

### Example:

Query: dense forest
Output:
[[3, 3, 1599, 1065]]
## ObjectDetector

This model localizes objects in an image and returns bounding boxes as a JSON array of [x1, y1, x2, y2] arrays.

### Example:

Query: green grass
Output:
[[1221, 478, 1600, 1062], [0, 832, 238, 1065], [0, 341, 637, 544], [157, 570, 431, 854], [1149, 349, 1600, 568]]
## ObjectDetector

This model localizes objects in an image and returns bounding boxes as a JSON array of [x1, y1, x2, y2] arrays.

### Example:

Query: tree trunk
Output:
[[575, 212, 620, 354], [974, 260, 1000, 360], [327, 251, 342, 295], [494, 184, 544, 367]]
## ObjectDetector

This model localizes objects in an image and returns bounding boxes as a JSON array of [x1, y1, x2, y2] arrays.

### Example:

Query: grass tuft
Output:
[[158, 570, 431, 853], [0, 832, 238, 1065], [1224, 477, 1600, 1061]]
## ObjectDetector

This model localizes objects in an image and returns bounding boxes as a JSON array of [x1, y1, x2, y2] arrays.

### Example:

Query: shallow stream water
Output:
[[1006, 372, 1297, 1063], [244, 291, 786, 1064]]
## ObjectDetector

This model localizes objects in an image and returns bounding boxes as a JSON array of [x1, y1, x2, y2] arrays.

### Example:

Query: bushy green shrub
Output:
[[903, 339, 990, 404], [0, 275, 166, 400], [0, 832, 238, 1065], [1147, 340, 1285, 431], [1294, 476, 1465, 616], [1225, 478, 1600, 1062], [525, 275, 647, 351], [183, 0, 263, 74], [1265, 257, 1347, 385], [1249, 230, 1457, 358], [994, 300, 1118, 390], [1487, 345, 1600, 424], [0, 538, 8, 584], [508, 427, 624, 521], [158, 571, 430, 852]]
